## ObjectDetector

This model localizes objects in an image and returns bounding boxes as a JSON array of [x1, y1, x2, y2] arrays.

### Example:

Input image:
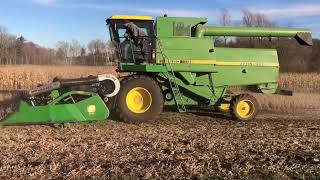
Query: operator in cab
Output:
[[123, 21, 148, 64]]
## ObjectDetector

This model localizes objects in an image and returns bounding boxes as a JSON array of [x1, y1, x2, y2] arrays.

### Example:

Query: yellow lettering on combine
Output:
[[167, 60, 279, 67]]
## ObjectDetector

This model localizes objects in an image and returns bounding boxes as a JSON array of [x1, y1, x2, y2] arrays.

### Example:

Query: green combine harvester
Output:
[[0, 14, 313, 126], [106, 15, 312, 122]]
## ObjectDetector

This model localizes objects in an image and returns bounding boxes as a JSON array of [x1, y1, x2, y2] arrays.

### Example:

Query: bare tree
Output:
[[56, 41, 70, 64], [70, 39, 82, 58], [0, 26, 17, 64], [242, 9, 255, 27], [88, 39, 107, 65], [255, 12, 276, 28], [80, 47, 86, 57], [218, 8, 232, 47], [242, 10, 276, 28], [219, 8, 231, 26]]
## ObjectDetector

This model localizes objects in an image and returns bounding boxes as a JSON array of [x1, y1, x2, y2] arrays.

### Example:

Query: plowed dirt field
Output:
[[0, 110, 319, 179]]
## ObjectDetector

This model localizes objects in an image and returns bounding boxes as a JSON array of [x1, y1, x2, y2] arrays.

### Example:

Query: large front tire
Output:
[[116, 75, 163, 123]]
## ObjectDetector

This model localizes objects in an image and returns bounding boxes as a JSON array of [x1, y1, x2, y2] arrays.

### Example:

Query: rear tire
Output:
[[230, 94, 258, 121], [116, 75, 163, 123]]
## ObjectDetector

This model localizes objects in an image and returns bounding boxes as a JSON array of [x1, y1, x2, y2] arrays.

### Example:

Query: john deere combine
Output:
[[107, 15, 313, 122], [0, 15, 313, 126]]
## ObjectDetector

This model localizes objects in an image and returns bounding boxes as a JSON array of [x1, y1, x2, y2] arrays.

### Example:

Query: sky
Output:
[[0, 0, 319, 48]]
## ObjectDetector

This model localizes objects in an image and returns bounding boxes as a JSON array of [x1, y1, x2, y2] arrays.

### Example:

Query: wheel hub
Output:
[[126, 87, 152, 114], [236, 100, 254, 119]]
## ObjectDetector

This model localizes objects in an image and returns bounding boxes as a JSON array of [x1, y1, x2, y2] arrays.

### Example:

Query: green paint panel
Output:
[[213, 48, 278, 63], [1, 92, 109, 126], [212, 66, 279, 87], [156, 17, 207, 38], [157, 38, 214, 61]]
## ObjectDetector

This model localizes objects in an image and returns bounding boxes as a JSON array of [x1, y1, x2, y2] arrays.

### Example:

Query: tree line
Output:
[[0, 26, 117, 65], [0, 10, 319, 72]]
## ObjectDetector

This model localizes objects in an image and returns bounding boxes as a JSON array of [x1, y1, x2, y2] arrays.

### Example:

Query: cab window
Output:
[[173, 22, 191, 36]]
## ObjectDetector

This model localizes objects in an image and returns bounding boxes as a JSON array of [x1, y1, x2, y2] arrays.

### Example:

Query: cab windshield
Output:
[[107, 20, 155, 64]]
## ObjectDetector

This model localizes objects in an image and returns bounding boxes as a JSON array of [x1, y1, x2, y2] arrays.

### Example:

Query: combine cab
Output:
[[106, 15, 313, 122]]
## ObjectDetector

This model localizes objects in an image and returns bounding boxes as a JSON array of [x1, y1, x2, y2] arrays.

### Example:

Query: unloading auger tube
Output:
[[194, 25, 313, 46], [0, 74, 120, 125]]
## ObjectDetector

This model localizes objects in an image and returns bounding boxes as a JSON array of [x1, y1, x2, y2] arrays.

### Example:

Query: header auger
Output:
[[106, 15, 313, 122]]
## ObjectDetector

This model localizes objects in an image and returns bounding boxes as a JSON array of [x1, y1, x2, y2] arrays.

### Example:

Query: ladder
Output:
[[157, 40, 186, 112]]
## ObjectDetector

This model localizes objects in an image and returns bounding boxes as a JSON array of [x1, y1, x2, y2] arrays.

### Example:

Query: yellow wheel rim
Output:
[[236, 100, 254, 119], [126, 87, 152, 114]]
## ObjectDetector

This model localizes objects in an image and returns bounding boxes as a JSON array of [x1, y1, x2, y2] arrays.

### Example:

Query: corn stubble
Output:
[[0, 65, 319, 179], [0, 65, 117, 90], [279, 73, 320, 93]]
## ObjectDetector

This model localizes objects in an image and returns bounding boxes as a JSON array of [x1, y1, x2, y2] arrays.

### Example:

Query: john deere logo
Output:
[[87, 105, 96, 115]]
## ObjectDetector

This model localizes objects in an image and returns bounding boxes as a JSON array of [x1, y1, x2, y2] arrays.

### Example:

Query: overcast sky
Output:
[[0, 0, 319, 48]]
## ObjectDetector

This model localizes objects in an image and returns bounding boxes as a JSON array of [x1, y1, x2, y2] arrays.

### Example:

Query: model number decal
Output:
[[164, 60, 192, 64], [179, 60, 192, 64], [241, 62, 268, 66]]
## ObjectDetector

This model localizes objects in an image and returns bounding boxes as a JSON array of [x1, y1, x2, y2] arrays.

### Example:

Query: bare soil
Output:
[[0, 111, 319, 179]]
